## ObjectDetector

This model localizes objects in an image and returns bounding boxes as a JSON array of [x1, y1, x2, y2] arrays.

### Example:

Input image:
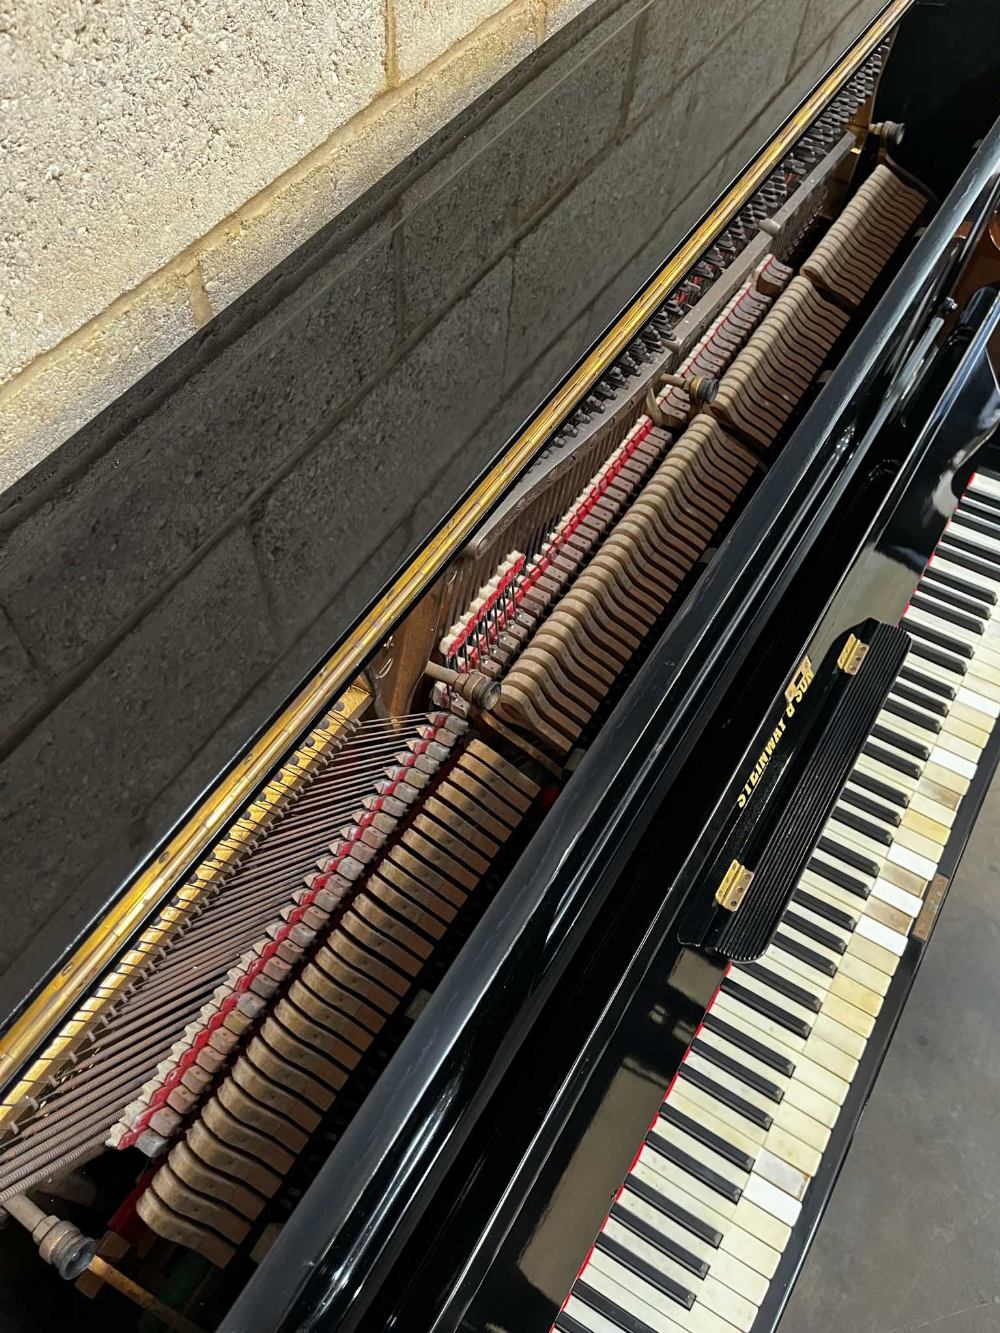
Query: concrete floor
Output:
[[779, 777, 1000, 1333]]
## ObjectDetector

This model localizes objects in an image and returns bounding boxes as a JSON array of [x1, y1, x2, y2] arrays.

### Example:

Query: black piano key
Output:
[[792, 887, 856, 932], [625, 1171, 723, 1248], [837, 785, 901, 827], [848, 765, 910, 807], [783, 908, 847, 954], [720, 977, 811, 1041], [702, 1011, 796, 1077], [831, 803, 893, 846], [903, 616, 974, 661], [958, 498, 1000, 538], [922, 563, 996, 607], [898, 663, 956, 701], [646, 1127, 745, 1201], [908, 637, 968, 677], [595, 1234, 696, 1310], [772, 928, 838, 978], [920, 571, 993, 616], [883, 694, 943, 734], [962, 483, 1000, 513], [575, 1281, 659, 1333], [816, 833, 881, 878], [862, 741, 923, 780], [871, 722, 931, 762], [610, 1202, 710, 1280], [556, 1314, 592, 1333], [808, 854, 871, 899], [953, 509, 1000, 539], [891, 680, 949, 718], [941, 530, 1000, 572], [688, 1038, 784, 1104], [911, 592, 984, 635], [937, 538, 1000, 583], [661, 1100, 758, 1169], [736, 961, 821, 1014]]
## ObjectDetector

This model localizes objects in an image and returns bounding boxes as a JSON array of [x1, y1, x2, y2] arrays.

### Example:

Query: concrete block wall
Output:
[[0, 0, 886, 1005]]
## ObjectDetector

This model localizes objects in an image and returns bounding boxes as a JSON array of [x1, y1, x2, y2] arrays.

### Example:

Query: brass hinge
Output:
[[837, 634, 869, 675], [715, 860, 754, 912]]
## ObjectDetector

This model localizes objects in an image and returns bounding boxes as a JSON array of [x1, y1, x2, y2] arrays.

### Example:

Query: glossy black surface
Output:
[[6, 0, 788, 1016], [220, 25, 1000, 1333]]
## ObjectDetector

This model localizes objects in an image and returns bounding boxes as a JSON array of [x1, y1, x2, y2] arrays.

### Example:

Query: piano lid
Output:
[[0, 3, 912, 1039]]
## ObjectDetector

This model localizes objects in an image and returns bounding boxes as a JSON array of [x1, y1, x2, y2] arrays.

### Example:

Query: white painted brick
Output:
[[393, 0, 511, 82], [1, 0, 386, 384]]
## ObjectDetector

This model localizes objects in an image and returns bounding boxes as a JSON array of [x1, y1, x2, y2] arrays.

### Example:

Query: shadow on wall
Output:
[[0, 0, 884, 1010]]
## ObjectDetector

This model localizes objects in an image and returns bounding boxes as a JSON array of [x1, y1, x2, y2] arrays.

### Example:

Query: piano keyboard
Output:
[[554, 471, 1000, 1333]]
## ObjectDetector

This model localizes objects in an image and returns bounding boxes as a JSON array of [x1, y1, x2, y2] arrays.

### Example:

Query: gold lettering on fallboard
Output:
[[737, 657, 814, 810]]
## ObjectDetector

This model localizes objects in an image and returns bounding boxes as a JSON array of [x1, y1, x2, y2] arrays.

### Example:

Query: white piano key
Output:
[[742, 1172, 801, 1228], [777, 1073, 840, 1130], [731, 1194, 792, 1254], [837, 946, 891, 997], [957, 683, 1000, 717], [801, 1027, 859, 1085], [811, 1011, 867, 1060], [896, 812, 950, 855], [855, 912, 908, 956], [819, 989, 876, 1040], [765, 1112, 826, 1169], [828, 970, 883, 1019], [846, 929, 901, 977], [753, 1147, 810, 1202], [922, 757, 972, 796], [901, 799, 954, 842], [886, 840, 939, 881], [928, 745, 977, 780], [862, 893, 914, 938], [870, 877, 924, 918]]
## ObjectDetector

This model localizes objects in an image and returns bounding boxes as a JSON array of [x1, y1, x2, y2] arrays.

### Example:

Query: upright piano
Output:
[[3, 2, 1000, 1330]]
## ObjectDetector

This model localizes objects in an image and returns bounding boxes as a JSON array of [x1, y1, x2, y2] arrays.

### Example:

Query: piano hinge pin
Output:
[[838, 634, 870, 675], [715, 860, 754, 912], [425, 662, 501, 711]]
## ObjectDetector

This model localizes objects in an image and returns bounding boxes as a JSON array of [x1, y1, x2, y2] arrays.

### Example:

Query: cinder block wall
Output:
[[0, 0, 884, 1005]]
